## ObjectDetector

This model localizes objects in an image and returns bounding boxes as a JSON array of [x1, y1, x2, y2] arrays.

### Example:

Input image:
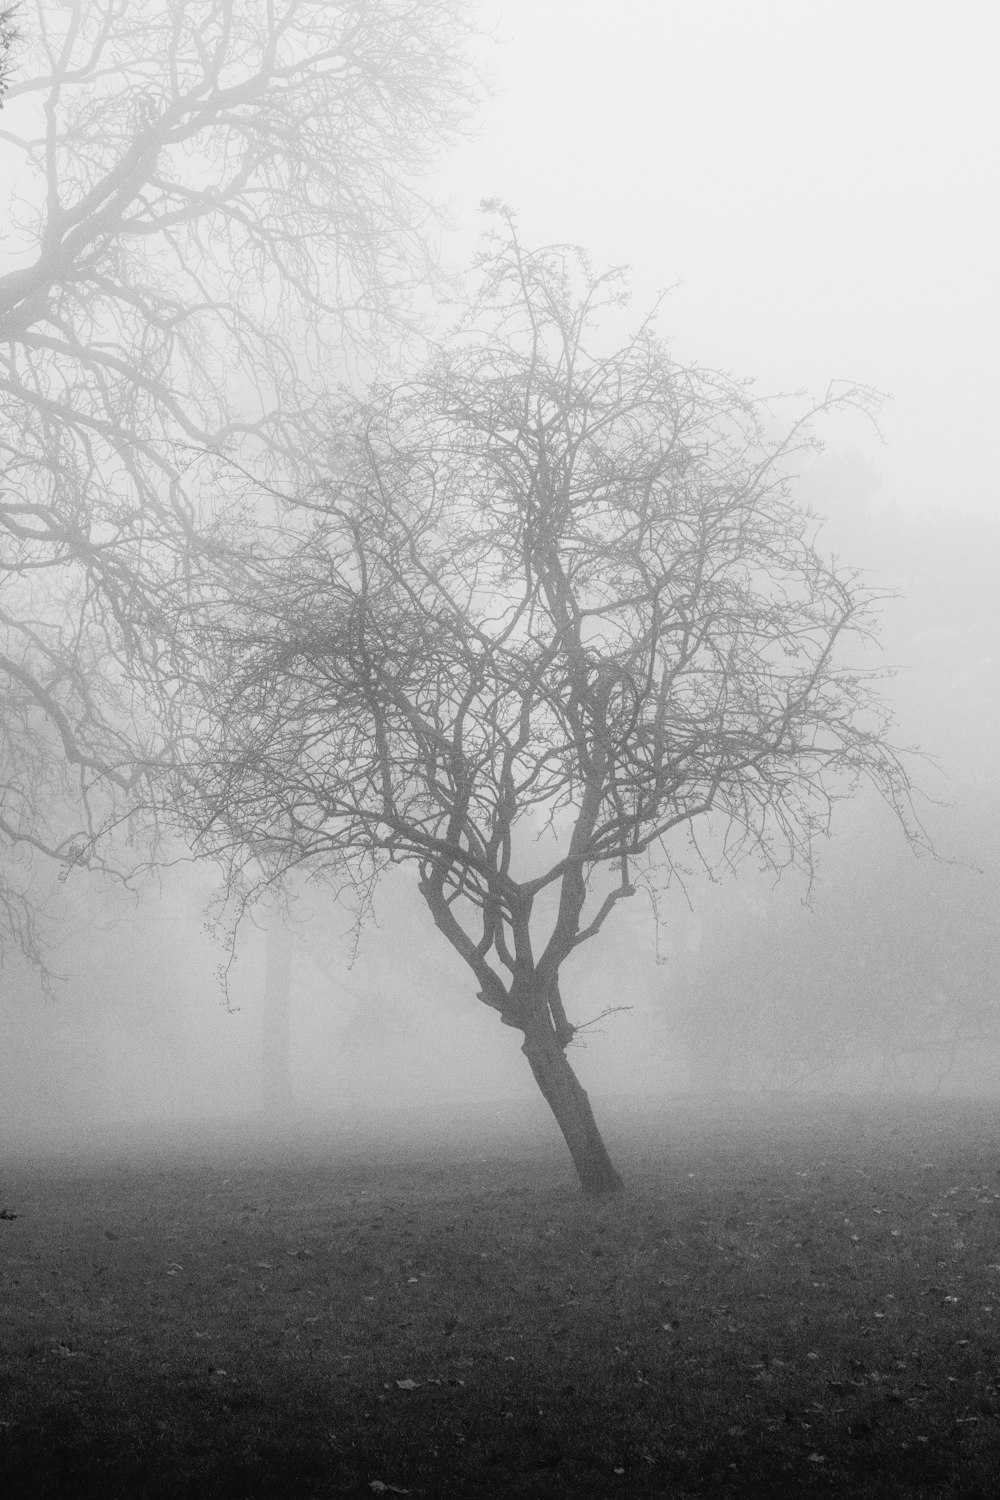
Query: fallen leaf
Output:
[[368, 1482, 411, 1495], [395, 1378, 421, 1390]]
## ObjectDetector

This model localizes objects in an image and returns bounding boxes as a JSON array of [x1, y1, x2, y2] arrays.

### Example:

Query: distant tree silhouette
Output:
[[0, 8, 17, 105], [0, 0, 480, 955]]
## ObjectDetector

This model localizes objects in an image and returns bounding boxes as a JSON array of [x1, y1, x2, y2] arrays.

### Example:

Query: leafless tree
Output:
[[0, 0, 480, 953], [0, 8, 17, 105], [167, 223, 920, 1193]]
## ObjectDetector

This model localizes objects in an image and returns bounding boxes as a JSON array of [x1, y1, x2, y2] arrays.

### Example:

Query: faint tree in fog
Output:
[[723, 793, 1000, 1093], [0, 0, 481, 955], [0, 7, 17, 103], [668, 500, 1000, 1098], [166, 221, 920, 1194], [260, 894, 296, 1117]]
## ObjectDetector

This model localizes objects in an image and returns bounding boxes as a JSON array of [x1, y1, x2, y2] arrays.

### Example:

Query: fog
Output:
[[441, 1, 1000, 523], [2, 1, 998, 1161]]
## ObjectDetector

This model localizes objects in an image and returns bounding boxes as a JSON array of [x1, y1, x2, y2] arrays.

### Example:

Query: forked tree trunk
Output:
[[521, 1022, 624, 1195]]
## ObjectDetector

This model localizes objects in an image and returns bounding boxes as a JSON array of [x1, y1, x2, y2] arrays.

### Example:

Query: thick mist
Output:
[[5, 12, 1000, 1497], [2, 1, 998, 1158]]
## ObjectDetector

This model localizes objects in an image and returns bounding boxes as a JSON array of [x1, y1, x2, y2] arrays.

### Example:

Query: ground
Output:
[[3, 1094, 1000, 1497]]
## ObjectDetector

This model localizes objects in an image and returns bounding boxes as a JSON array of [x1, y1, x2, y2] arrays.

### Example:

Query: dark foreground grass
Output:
[[4, 1095, 1000, 1498]]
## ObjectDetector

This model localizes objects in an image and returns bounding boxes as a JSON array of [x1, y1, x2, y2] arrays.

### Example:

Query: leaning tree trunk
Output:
[[520, 1018, 623, 1195]]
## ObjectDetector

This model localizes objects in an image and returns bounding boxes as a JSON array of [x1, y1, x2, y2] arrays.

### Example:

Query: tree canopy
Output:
[[0, 8, 16, 104], [167, 227, 918, 1191], [0, 0, 480, 953]]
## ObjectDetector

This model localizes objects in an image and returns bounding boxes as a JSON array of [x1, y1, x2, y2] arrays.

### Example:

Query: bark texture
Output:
[[521, 1023, 623, 1195]]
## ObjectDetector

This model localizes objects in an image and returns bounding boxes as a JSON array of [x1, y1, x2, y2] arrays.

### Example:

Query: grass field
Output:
[[4, 1093, 1000, 1497]]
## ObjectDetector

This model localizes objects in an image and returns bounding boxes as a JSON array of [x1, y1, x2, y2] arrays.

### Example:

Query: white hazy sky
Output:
[[437, 0, 1000, 520]]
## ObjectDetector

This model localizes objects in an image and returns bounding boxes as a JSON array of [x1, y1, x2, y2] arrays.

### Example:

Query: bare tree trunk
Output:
[[520, 1021, 623, 1195], [261, 903, 295, 1117]]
